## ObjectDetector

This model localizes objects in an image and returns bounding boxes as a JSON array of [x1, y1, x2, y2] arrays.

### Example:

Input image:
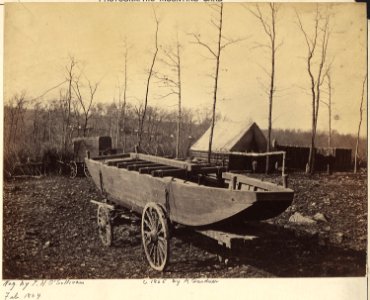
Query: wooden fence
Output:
[[191, 145, 352, 172]]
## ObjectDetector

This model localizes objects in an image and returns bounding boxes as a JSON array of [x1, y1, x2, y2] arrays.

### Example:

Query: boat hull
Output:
[[85, 158, 294, 227]]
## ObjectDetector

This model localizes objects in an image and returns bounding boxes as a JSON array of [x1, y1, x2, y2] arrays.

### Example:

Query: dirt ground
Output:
[[3, 171, 367, 279]]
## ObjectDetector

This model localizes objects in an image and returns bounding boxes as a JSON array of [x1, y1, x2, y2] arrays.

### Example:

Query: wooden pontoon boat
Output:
[[86, 152, 294, 271]]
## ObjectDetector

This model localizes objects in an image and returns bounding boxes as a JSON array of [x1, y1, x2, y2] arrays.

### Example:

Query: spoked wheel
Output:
[[97, 205, 113, 247], [141, 203, 169, 271], [69, 161, 78, 178], [83, 163, 91, 177]]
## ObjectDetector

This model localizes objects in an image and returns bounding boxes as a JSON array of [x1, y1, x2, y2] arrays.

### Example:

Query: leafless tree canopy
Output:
[[155, 33, 183, 158], [247, 3, 281, 173], [3, 4, 366, 176], [190, 3, 243, 163], [296, 5, 331, 174]]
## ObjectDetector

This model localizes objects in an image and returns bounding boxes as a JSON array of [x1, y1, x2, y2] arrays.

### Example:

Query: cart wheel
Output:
[[69, 161, 78, 178], [83, 163, 91, 177], [97, 205, 113, 247], [141, 202, 169, 271]]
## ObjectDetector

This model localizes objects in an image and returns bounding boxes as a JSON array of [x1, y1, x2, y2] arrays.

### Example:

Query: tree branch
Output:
[[189, 33, 217, 58]]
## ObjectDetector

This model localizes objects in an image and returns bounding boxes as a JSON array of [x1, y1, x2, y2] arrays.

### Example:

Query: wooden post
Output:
[[86, 151, 90, 159], [326, 163, 331, 175], [282, 151, 286, 176], [229, 175, 237, 190], [281, 151, 287, 187], [213, 150, 288, 188], [282, 174, 288, 188]]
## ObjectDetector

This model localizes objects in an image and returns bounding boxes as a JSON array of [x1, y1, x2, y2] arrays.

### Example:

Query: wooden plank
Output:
[[196, 229, 258, 249], [196, 174, 224, 187], [105, 158, 136, 166], [127, 162, 159, 171], [12, 175, 43, 179], [195, 150, 287, 177], [117, 160, 144, 168], [92, 153, 130, 161], [222, 150, 286, 157], [130, 153, 198, 171], [152, 168, 188, 178], [126, 163, 162, 171], [90, 200, 115, 210], [222, 172, 283, 191], [138, 165, 175, 174], [193, 166, 227, 175]]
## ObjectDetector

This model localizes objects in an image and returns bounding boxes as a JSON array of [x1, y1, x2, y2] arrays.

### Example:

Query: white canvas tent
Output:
[[190, 119, 267, 154]]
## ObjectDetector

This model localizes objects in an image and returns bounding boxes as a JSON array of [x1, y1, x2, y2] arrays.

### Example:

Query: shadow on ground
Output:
[[174, 222, 366, 277]]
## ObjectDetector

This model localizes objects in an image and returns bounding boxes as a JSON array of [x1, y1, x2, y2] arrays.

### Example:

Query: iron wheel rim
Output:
[[141, 203, 169, 271]]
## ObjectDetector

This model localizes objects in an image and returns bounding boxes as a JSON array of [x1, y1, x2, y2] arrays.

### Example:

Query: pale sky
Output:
[[4, 2, 367, 136]]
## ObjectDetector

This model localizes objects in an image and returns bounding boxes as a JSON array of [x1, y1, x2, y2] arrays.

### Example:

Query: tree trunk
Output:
[[307, 98, 316, 174], [83, 115, 88, 137], [176, 41, 182, 159], [138, 15, 159, 149], [327, 74, 332, 148], [354, 75, 367, 173], [122, 58, 128, 152], [207, 4, 223, 164], [306, 56, 316, 174], [266, 7, 276, 174]]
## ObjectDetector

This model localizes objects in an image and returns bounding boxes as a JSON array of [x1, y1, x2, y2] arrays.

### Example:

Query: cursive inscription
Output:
[[3, 280, 85, 300], [142, 278, 219, 286]]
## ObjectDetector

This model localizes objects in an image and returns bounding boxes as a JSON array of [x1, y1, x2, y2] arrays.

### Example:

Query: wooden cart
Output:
[[86, 152, 294, 271], [68, 136, 116, 178]]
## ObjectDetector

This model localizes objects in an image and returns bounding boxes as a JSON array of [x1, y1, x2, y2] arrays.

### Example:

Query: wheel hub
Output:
[[149, 229, 158, 242]]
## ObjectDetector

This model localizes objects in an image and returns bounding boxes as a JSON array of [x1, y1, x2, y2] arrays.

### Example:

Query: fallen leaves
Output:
[[2, 172, 367, 278]]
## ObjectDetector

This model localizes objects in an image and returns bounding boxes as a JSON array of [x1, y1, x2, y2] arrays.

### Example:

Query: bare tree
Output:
[[322, 71, 333, 148], [247, 3, 281, 173], [137, 9, 160, 150], [191, 3, 242, 163], [354, 74, 367, 173], [117, 39, 130, 151], [296, 6, 330, 174], [144, 106, 165, 155], [31, 101, 42, 152], [3, 92, 28, 175], [134, 104, 143, 151], [60, 56, 77, 152], [156, 33, 183, 158], [72, 95, 82, 137], [72, 77, 99, 137], [175, 39, 182, 159], [5, 91, 27, 147]]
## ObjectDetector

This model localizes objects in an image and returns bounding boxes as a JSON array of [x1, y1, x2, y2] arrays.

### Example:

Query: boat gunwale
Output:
[[86, 157, 294, 194], [85, 157, 294, 226]]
